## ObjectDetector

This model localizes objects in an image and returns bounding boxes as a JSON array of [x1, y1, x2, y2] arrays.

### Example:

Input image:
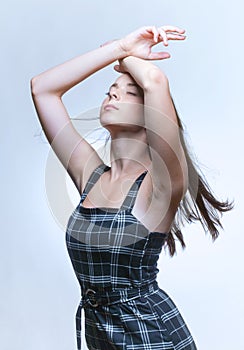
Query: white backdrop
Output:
[[1, 0, 243, 349]]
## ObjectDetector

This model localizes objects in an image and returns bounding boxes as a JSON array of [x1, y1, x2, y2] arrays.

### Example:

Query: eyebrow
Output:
[[109, 83, 139, 89]]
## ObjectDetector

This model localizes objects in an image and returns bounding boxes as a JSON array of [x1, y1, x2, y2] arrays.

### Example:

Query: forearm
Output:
[[119, 56, 168, 91], [122, 56, 183, 178], [31, 40, 126, 97]]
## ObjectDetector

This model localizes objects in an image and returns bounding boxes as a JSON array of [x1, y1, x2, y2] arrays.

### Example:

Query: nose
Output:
[[109, 90, 120, 101]]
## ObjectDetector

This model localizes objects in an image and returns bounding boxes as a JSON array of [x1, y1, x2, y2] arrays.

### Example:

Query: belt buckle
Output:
[[85, 288, 99, 307]]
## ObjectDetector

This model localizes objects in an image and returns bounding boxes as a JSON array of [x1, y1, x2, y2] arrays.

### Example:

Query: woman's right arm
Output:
[[31, 40, 127, 193]]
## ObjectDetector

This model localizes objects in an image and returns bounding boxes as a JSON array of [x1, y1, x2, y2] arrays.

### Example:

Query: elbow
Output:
[[30, 75, 57, 97], [144, 68, 169, 92], [30, 75, 42, 97]]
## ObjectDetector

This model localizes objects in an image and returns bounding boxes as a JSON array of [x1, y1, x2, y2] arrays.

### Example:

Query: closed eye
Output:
[[105, 91, 138, 97]]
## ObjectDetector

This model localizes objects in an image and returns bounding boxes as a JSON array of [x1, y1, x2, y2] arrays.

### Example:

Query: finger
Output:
[[161, 25, 185, 34], [158, 28, 168, 46], [166, 33, 186, 40], [113, 64, 121, 72], [114, 64, 127, 73], [151, 26, 160, 43], [148, 51, 171, 60]]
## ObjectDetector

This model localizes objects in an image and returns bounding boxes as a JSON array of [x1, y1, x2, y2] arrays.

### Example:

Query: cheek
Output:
[[135, 105, 145, 125], [131, 103, 144, 117], [122, 104, 144, 126]]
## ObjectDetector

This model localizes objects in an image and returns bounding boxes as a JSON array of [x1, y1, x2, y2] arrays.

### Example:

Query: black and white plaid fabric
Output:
[[66, 163, 197, 350]]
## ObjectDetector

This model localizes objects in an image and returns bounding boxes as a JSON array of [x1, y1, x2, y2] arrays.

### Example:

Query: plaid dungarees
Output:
[[66, 163, 197, 350]]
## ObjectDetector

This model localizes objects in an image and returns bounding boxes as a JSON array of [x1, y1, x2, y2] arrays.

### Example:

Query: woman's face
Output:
[[100, 73, 144, 132]]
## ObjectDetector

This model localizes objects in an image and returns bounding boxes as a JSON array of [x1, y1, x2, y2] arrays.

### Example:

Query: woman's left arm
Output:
[[118, 56, 188, 200]]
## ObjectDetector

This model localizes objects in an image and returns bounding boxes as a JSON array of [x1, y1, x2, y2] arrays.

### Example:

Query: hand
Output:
[[118, 25, 186, 60], [113, 59, 128, 74]]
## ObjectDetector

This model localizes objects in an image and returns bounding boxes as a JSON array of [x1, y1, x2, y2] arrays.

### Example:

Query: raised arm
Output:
[[30, 25, 185, 193], [115, 55, 188, 203], [31, 41, 129, 193]]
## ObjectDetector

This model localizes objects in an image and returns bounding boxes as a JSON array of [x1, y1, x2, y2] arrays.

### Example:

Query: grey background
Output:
[[1, 0, 243, 349]]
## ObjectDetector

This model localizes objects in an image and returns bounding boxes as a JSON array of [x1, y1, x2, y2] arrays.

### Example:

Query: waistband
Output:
[[81, 281, 159, 308]]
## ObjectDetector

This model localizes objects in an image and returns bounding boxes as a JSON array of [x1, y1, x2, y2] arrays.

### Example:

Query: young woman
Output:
[[31, 25, 232, 350]]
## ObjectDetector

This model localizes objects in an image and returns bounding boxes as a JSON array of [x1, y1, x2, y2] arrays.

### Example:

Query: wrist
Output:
[[100, 39, 128, 60], [116, 38, 131, 58]]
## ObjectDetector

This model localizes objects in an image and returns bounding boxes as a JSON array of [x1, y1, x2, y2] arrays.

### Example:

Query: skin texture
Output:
[[100, 74, 145, 133], [31, 25, 187, 233]]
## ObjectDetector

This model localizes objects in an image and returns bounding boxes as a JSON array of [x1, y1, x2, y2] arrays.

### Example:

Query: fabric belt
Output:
[[81, 280, 159, 308]]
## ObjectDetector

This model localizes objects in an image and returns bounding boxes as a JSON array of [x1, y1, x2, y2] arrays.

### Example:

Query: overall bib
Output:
[[66, 163, 197, 350]]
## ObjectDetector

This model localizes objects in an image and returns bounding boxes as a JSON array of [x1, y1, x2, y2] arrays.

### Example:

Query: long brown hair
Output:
[[166, 97, 233, 256]]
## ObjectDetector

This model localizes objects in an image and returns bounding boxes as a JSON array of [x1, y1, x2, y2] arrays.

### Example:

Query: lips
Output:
[[104, 104, 119, 111]]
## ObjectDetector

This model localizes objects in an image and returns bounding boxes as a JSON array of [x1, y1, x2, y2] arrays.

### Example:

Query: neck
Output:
[[108, 130, 151, 180]]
